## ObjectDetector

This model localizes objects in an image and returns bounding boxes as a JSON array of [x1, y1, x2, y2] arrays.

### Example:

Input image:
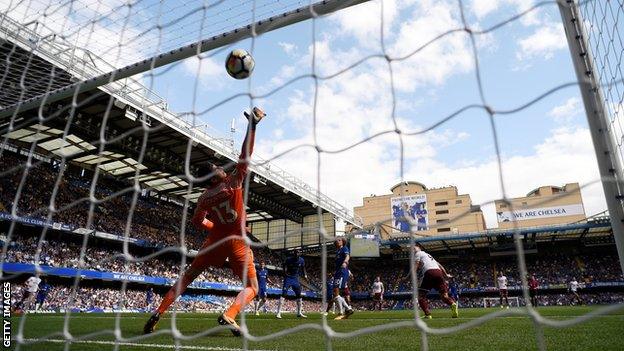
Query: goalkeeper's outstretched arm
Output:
[[239, 107, 266, 166]]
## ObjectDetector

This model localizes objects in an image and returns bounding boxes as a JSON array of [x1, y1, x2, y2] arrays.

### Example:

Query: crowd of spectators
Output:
[[4, 232, 624, 296], [11, 283, 323, 313], [1, 152, 209, 250], [341, 253, 624, 294], [4, 152, 624, 314], [351, 292, 624, 311], [1, 153, 285, 265], [4, 235, 283, 288]]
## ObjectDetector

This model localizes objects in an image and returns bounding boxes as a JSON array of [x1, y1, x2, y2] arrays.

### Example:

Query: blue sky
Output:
[[148, 0, 604, 228], [3, 0, 607, 228]]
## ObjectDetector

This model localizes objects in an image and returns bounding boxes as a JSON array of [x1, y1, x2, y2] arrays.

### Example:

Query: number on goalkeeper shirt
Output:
[[212, 201, 238, 224]]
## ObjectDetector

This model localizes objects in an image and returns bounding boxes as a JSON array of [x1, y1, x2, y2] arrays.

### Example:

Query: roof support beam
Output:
[[441, 239, 452, 252]]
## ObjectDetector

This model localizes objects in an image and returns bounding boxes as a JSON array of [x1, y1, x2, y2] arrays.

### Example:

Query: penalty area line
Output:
[[22, 338, 272, 351]]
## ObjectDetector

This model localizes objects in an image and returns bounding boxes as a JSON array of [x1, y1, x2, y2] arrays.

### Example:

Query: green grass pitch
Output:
[[11, 306, 624, 350]]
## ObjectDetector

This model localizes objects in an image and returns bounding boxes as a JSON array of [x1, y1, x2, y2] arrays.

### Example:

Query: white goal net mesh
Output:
[[578, 0, 624, 176], [1, 0, 623, 350], [483, 297, 520, 308]]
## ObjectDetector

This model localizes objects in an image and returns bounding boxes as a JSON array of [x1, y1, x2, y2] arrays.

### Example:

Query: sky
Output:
[[2, 0, 609, 229]]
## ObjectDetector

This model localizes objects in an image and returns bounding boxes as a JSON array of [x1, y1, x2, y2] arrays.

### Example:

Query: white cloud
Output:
[[386, 1, 473, 91], [1, 0, 156, 68], [267, 65, 297, 90], [471, 0, 499, 19], [259, 77, 606, 229], [181, 55, 224, 89], [331, 0, 400, 49], [548, 97, 581, 123], [278, 42, 297, 56], [470, 0, 540, 26], [412, 127, 605, 227], [259, 0, 475, 99], [517, 22, 567, 61]]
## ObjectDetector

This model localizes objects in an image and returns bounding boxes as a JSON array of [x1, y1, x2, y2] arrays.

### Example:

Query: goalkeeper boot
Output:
[[422, 314, 432, 320], [342, 308, 354, 319], [143, 312, 161, 334], [451, 302, 459, 318], [218, 314, 241, 337]]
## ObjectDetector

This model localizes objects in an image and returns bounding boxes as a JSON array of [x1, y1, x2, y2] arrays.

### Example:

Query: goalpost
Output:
[[1, 0, 624, 351]]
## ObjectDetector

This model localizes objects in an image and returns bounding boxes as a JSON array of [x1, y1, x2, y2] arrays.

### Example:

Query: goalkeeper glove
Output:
[[244, 106, 266, 125]]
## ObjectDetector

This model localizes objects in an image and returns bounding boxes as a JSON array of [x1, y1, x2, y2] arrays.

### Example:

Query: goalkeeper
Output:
[[144, 107, 266, 336]]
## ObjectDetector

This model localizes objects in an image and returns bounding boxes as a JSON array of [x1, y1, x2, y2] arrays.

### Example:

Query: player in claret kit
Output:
[[14, 275, 41, 313], [497, 271, 509, 309], [276, 250, 307, 319], [144, 107, 266, 336], [528, 273, 539, 307], [411, 244, 458, 319], [254, 262, 269, 315]]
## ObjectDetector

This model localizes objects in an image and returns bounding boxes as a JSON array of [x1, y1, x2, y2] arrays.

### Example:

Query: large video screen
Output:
[[350, 236, 380, 258]]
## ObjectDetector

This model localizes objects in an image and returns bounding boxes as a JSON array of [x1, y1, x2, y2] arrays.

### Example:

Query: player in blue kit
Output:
[[254, 262, 269, 315], [449, 279, 460, 305], [333, 237, 354, 320], [146, 287, 154, 310], [323, 272, 335, 315], [34, 278, 50, 311], [276, 250, 307, 318]]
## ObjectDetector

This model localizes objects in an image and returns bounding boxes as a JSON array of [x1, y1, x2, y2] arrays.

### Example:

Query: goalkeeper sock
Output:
[[157, 269, 198, 314], [224, 287, 256, 320]]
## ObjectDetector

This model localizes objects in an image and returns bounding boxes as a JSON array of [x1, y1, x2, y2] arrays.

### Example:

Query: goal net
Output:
[[483, 297, 520, 308], [1, 0, 624, 350]]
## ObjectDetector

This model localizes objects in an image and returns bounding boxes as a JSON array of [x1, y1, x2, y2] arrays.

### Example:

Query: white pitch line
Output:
[[22, 339, 273, 351]]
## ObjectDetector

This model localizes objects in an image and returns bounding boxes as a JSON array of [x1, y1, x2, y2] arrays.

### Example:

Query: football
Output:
[[225, 49, 255, 79]]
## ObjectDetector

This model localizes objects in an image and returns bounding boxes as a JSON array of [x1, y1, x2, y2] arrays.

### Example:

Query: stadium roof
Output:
[[0, 13, 361, 227], [381, 216, 613, 253]]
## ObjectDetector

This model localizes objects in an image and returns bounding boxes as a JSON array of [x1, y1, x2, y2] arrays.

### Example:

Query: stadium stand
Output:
[[2, 150, 624, 313]]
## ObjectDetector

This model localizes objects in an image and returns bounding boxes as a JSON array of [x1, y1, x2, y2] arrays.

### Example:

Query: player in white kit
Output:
[[497, 271, 509, 308], [14, 275, 41, 313], [410, 245, 458, 319], [569, 278, 583, 305], [371, 276, 385, 311]]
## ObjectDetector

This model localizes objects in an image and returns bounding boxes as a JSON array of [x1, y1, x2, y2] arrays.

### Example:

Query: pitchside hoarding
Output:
[[496, 204, 584, 223], [390, 194, 428, 234]]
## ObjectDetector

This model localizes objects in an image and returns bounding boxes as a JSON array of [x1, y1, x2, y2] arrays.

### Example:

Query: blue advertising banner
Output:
[[1, 262, 317, 297], [0, 212, 65, 229]]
